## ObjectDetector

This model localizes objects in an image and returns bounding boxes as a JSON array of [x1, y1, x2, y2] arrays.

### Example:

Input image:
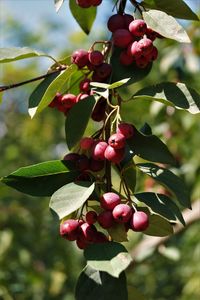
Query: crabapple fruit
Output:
[[113, 29, 133, 48], [108, 133, 126, 149], [107, 14, 125, 32], [100, 192, 121, 210], [128, 19, 147, 37], [104, 145, 125, 164], [91, 141, 108, 160], [117, 123, 134, 139], [88, 50, 104, 66], [112, 204, 132, 223], [86, 211, 98, 225], [130, 211, 149, 231], [97, 210, 114, 229]]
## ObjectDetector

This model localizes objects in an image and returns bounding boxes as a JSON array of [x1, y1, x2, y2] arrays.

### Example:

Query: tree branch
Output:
[[131, 199, 200, 260]]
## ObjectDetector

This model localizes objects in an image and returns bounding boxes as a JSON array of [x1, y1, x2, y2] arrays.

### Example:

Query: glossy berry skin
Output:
[[117, 123, 134, 139], [112, 204, 132, 223], [97, 210, 114, 229], [60, 219, 80, 241], [95, 63, 112, 79], [91, 141, 108, 160], [89, 158, 104, 172], [89, 50, 104, 66], [86, 211, 98, 225], [80, 137, 94, 150], [129, 19, 147, 37], [108, 133, 126, 149], [79, 78, 91, 92], [127, 41, 143, 59], [137, 37, 153, 55], [104, 146, 125, 164], [107, 14, 125, 32], [130, 211, 149, 231], [71, 49, 89, 68], [100, 192, 121, 210], [113, 29, 133, 48], [61, 94, 77, 109], [119, 50, 134, 66], [79, 222, 97, 242]]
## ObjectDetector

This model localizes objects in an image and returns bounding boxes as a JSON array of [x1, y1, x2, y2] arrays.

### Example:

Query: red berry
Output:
[[147, 46, 158, 61], [129, 19, 147, 37], [107, 14, 125, 32], [91, 141, 108, 160], [88, 50, 104, 66], [137, 37, 153, 55], [80, 137, 94, 150], [91, 97, 106, 122], [104, 146, 125, 164], [95, 63, 112, 79], [48, 93, 62, 108], [63, 152, 80, 162], [130, 211, 149, 231], [76, 93, 90, 102], [146, 27, 157, 41], [60, 219, 80, 240], [135, 55, 149, 68], [100, 192, 121, 210], [79, 222, 97, 242], [76, 154, 90, 171], [79, 78, 91, 92], [61, 94, 77, 109], [113, 29, 133, 48], [89, 158, 104, 172], [123, 14, 134, 29], [97, 210, 114, 229], [76, 0, 92, 8], [119, 50, 134, 66], [91, 0, 102, 6], [76, 236, 89, 249], [93, 231, 108, 243], [86, 211, 98, 224], [117, 123, 134, 139], [112, 204, 132, 223], [108, 133, 126, 149], [127, 41, 143, 59], [71, 49, 89, 68]]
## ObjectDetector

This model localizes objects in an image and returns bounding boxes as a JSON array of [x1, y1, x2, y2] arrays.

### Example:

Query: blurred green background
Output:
[[0, 1, 200, 299]]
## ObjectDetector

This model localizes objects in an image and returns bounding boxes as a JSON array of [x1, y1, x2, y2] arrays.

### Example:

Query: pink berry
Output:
[[76, 93, 89, 102], [117, 123, 134, 139], [95, 63, 112, 79], [112, 204, 132, 223], [61, 94, 77, 109], [71, 49, 89, 68], [127, 41, 143, 59], [130, 211, 149, 231], [79, 222, 97, 242], [79, 78, 91, 92], [88, 50, 104, 66], [147, 46, 158, 61], [97, 210, 114, 229], [48, 93, 62, 108], [113, 29, 133, 48], [108, 133, 126, 149], [86, 211, 98, 224], [100, 192, 121, 210], [137, 37, 153, 55], [60, 219, 80, 240], [91, 141, 108, 160], [119, 50, 134, 66], [89, 158, 104, 172], [80, 137, 94, 150], [107, 14, 125, 32], [104, 146, 125, 164], [129, 19, 147, 37]]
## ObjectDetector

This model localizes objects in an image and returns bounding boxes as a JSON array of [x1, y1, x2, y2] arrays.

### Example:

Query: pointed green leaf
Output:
[[1, 160, 79, 197], [133, 82, 200, 114], [134, 192, 185, 225], [50, 181, 95, 219], [142, 0, 199, 21], [110, 48, 152, 86], [30, 64, 77, 117], [0, 47, 56, 63], [65, 96, 96, 149], [84, 242, 132, 278], [107, 223, 128, 242], [137, 163, 191, 208], [69, 0, 97, 34], [144, 214, 173, 237], [121, 162, 136, 194], [90, 78, 130, 90], [28, 71, 60, 115], [54, 0, 64, 12], [143, 10, 191, 43], [75, 266, 128, 300], [127, 127, 176, 166]]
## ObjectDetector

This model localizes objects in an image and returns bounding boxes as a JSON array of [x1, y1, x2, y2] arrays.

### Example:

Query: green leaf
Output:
[[65, 96, 96, 149], [110, 48, 152, 86], [69, 0, 97, 34], [143, 10, 191, 43], [54, 0, 64, 12], [134, 192, 185, 225], [90, 78, 130, 90], [0, 47, 56, 63], [107, 223, 128, 242], [75, 266, 128, 300], [127, 127, 176, 166], [84, 242, 132, 278], [142, 0, 199, 21], [28, 71, 60, 114], [137, 163, 191, 208], [50, 181, 95, 219], [133, 82, 200, 114], [121, 162, 136, 194], [144, 214, 173, 237], [1, 160, 79, 197], [29, 64, 77, 117]]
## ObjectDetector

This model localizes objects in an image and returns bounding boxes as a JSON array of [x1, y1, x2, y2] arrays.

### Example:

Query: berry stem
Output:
[[118, 0, 127, 15]]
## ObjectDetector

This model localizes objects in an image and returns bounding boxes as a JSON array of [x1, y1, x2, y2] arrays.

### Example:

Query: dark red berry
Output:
[[119, 50, 134, 66], [107, 14, 125, 32], [71, 49, 89, 68], [97, 210, 114, 229], [86, 211, 98, 224], [95, 63, 112, 79], [80, 137, 94, 150], [89, 158, 104, 172], [108, 133, 126, 149], [113, 29, 133, 48], [117, 123, 134, 139], [129, 19, 147, 37], [88, 50, 104, 66], [80, 78, 91, 92]]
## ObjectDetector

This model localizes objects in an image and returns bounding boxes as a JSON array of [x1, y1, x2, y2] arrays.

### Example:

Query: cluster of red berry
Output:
[[60, 191, 149, 249], [107, 14, 159, 68], [76, 0, 102, 8]]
